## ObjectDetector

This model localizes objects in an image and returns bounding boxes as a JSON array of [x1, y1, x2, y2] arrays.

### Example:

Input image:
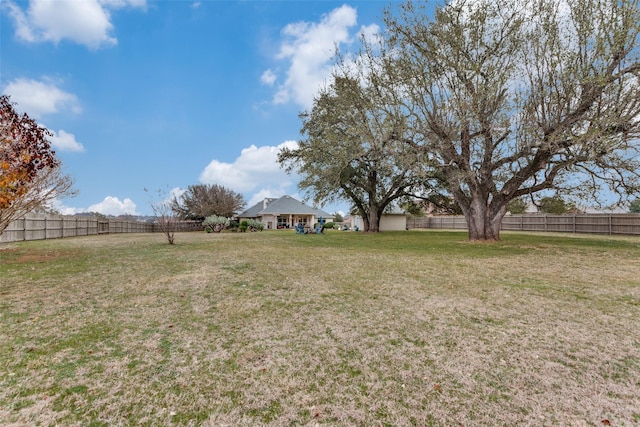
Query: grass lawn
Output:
[[1, 230, 639, 426]]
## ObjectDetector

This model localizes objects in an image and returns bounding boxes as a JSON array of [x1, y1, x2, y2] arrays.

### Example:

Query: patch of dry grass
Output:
[[1, 230, 639, 426]]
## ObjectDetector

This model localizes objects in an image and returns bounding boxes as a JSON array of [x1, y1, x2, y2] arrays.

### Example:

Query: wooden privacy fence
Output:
[[1, 213, 203, 243], [407, 213, 640, 236], [4, 213, 639, 243]]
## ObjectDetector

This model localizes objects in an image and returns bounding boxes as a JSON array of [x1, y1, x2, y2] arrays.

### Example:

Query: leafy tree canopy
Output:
[[507, 198, 528, 215], [628, 198, 640, 213], [279, 71, 432, 232], [538, 195, 575, 214], [280, 0, 640, 238], [203, 215, 230, 233], [171, 184, 244, 221], [1, 95, 75, 235]]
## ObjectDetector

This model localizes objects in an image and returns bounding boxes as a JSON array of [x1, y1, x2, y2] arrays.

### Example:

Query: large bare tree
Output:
[[384, 0, 640, 240]]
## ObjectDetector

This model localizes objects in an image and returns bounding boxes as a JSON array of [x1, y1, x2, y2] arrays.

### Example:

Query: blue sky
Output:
[[1, 0, 402, 216]]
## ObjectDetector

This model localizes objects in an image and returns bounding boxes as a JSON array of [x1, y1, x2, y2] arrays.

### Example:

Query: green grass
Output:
[[1, 230, 639, 425]]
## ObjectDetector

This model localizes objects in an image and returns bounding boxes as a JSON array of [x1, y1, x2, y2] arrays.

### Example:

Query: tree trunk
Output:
[[367, 208, 381, 232], [463, 196, 506, 241], [360, 213, 370, 231]]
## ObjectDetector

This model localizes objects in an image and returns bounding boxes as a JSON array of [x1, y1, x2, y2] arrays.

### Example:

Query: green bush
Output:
[[203, 215, 230, 233], [239, 219, 264, 232], [507, 198, 527, 214], [248, 219, 264, 231]]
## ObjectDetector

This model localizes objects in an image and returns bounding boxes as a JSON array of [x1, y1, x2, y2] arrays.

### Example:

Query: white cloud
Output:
[[48, 129, 85, 152], [47, 198, 79, 215], [267, 4, 359, 109], [163, 187, 186, 205], [260, 69, 278, 86], [49, 195, 138, 215], [272, 87, 291, 105], [3, 79, 84, 152], [3, 78, 81, 119], [199, 140, 298, 196], [4, 0, 146, 49], [359, 23, 381, 45], [246, 188, 303, 208], [169, 186, 186, 199], [88, 196, 138, 216], [247, 189, 278, 207], [99, 0, 147, 8]]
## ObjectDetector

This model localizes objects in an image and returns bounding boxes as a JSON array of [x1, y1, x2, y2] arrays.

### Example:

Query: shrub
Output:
[[239, 219, 264, 232], [203, 215, 230, 233], [314, 222, 335, 230], [247, 219, 264, 231]]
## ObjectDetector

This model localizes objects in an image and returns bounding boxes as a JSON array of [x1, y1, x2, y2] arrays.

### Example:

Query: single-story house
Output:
[[237, 195, 334, 230], [350, 210, 408, 231]]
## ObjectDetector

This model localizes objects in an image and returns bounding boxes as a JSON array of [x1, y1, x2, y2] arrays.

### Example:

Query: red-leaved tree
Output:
[[0, 95, 75, 236]]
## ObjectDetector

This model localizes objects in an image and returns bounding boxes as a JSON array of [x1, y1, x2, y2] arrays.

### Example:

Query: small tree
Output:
[[507, 198, 528, 214], [629, 198, 640, 214], [171, 184, 244, 220], [402, 200, 425, 217], [1, 95, 75, 236], [147, 188, 178, 245], [202, 215, 230, 233], [538, 195, 579, 214]]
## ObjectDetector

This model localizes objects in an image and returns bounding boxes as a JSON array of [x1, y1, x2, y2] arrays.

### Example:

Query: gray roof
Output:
[[238, 198, 277, 218], [238, 196, 332, 218]]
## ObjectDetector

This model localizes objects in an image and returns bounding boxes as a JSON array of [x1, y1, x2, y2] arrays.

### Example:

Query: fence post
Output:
[[609, 214, 612, 235], [573, 214, 576, 233]]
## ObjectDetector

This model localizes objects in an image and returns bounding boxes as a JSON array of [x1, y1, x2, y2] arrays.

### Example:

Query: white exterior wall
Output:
[[380, 214, 407, 231], [351, 215, 365, 230], [259, 214, 277, 229], [351, 214, 407, 231]]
